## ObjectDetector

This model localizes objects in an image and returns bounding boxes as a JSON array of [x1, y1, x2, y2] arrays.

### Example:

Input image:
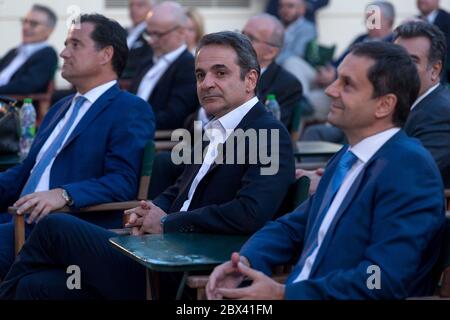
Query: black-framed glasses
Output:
[[241, 31, 281, 48], [20, 18, 46, 28], [143, 25, 180, 41]]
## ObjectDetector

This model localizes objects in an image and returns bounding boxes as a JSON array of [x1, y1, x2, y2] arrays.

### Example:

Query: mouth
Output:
[[330, 102, 344, 110], [201, 95, 222, 102]]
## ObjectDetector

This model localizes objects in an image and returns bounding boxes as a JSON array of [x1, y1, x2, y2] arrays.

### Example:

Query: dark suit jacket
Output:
[[0, 46, 57, 94], [434, 9, 450, 81], [153, 101, 296, 235], [258, 62, 303, 130], [121, 30, 153, 80], [241, 130, 445, 299], [404, 84, 450, 188], [0, 84, 155, 228], [130, 49, 198, 130]]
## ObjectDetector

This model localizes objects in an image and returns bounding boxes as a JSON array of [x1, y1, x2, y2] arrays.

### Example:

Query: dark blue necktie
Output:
[[290, 150, 358, 282], [21, 96, 87, 196]]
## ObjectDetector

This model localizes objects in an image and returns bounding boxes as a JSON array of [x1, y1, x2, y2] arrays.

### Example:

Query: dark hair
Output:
[[197, 31, 260, 82], [32, 4, 57, 28], [77, 14, 128, 77], [349, 41, 420, 127], [394, 21, 447, 76]]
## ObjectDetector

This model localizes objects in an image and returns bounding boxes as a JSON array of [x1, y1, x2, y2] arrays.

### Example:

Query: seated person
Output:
[[0, 5, 58, 95], [0, 31, 295, 300], [207, 42, 445, 300], [0, 14, 155, 280], [120, 0, 154, 81], [129, 1, 198, 130]]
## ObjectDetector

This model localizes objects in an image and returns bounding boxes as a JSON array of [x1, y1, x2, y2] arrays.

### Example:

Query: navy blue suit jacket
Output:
[[153, 101, 296, 235], [241, 130, 445, 299], [404, 84, 450, 188], [434, 9, 450, 76], [130, 49, 198, 130], [258, 62, 303, 130], [0, 46, 57, 94], [0, 84, 155, 228]]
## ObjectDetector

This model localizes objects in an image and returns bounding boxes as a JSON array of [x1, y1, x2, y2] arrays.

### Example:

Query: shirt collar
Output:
[[74, 80, 117, 104], [153, 44, 187, 64], [426, 9, 439, 24], [411, 83, 440, 110], [204, 96, 259, 142], [349, 127, 400, 164], [19, 41, 48, 57]]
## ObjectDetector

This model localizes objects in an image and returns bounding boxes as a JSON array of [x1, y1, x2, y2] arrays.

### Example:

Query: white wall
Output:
[[1, 0, 449, 88]]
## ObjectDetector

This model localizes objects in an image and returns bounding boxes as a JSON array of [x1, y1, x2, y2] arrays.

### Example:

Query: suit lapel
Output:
[[60, 85, 121, 151], [308, 131, 405, 276]]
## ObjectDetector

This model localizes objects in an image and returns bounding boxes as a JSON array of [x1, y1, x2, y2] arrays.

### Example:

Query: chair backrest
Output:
[[274, 176, 311, 219], [137, 140, 156, 201]]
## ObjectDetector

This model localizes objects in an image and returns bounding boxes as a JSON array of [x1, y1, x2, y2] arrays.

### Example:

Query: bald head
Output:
[[243, 14, 285, 67], [145, 1, 187, 56], [148, 1, 188, 26]]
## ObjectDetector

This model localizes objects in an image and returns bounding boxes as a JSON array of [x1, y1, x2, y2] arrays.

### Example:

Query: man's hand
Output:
[[207, 252, 248, 300], [14, 188, 67, 224], [214, 257, 285, 300], [124, 200, 167, 235], [295, 167, 324, 195]]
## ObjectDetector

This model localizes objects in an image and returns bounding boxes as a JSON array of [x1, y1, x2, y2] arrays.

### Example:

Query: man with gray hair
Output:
[[0, 4, 57, 94], [242, 13, 303, 130], [129, 1, 198, 129]]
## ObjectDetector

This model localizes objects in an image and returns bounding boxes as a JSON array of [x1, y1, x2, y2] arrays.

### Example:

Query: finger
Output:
[[36, 206, 51, 223], [237, 262, 260, 280], [17, 197, 39, 216], [14, 194, 34, 207], [28, 201, 45, 224], [126, 212, 138, 225], [124, 207, 139, 215], [216, 287, 248, 300], [131, 226, 140, 236], [231, 252, 240, 267], [140, 200, 151, 209], [125, 217, 143, 228], [316, 168, 325, 176]]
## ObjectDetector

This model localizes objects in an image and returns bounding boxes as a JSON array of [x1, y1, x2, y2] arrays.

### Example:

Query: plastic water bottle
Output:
[[19, 98, 36, 160], [265, 94, 281, 121]]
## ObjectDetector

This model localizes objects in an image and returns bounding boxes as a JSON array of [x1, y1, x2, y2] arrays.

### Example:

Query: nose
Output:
[[60, 47, 69, 59], [325, 79, 339, 98], [199, 73, 215, 90]]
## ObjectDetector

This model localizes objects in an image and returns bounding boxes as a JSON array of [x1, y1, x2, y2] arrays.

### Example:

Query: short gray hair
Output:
[[32, 4, 57, 28], [368, 1, 396, 26]]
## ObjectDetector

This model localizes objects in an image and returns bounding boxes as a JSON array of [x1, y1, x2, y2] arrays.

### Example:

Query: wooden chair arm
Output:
[[155, 130, 173, 140]]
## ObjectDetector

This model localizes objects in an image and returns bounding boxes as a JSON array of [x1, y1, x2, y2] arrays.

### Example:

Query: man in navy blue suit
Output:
[[207, 41, 446, 300], [0, 14, 155, 280], [0, 31, 294, 299], [0, 5, 58, 95]]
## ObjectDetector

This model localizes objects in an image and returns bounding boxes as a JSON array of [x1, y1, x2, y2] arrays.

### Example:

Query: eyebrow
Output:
[[341, 74, 356, 86], [64, 38, 81, 46]]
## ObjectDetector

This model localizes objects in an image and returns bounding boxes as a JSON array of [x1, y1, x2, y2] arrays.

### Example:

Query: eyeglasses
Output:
[[143, 25, 180, 41], [241, 31, 281, 48], [21, 18, 47, 28]]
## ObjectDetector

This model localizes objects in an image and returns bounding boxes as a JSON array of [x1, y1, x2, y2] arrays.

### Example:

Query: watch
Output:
[[61, 189, 74, 206]]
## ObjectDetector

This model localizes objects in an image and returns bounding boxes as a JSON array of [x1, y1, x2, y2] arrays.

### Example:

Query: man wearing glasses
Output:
[[242, 14, 303, 130], [129, 1, 198, 130], [0, 5, 57, 95]]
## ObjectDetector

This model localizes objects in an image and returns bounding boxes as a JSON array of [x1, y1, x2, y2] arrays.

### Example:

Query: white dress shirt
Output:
[[126, 22, 147, 49], [293, 127, 400, 283], [179, 96, 259, 212], [410, 83, 440, 111], [0, 42, 49, 86], [136, 44, 187, 101], [32, 80, 117, 192], [425, 9, 439, 24]]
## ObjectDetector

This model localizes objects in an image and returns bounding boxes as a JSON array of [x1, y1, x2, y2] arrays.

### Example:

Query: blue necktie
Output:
[[291, 150, 358, 281], [21, 96, 87, 196]]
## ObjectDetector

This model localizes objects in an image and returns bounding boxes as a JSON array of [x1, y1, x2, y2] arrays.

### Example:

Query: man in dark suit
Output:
[[121, 0, 154, 81], [129, 1, 198, 130], [0, 14, 155, 281], [0, 31, 295, 299], [207, 42, 445, 300], [243, 14, 303, 130], [0, 5, 57, 95], [417, 0, 450, 82], [395, 21, 450, 188]]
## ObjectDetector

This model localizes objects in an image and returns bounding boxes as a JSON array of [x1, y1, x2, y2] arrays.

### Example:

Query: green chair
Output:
[[304, 39, 336, 69], [11, 140, 156, 255]]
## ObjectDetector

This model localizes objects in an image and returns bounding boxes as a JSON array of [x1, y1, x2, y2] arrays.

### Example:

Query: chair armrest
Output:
[[8, 201, 141, 215], [155, 130, 174, 140]]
